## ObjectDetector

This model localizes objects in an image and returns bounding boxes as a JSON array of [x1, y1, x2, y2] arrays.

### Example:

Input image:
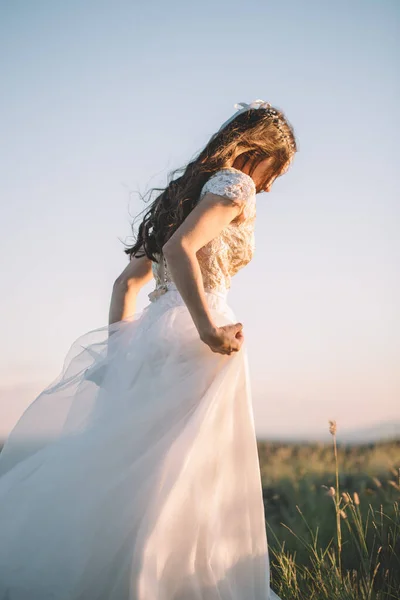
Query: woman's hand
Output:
[[199, 322, 244, 355]]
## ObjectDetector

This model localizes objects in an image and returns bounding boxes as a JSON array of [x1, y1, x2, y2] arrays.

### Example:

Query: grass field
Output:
[[258, 422, 400, 599]]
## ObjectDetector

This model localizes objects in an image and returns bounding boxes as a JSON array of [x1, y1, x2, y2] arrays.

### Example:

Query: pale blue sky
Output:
[[0, 0, 399, 441]]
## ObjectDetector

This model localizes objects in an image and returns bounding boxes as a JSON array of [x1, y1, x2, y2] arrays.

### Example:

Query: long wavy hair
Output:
[[123, 106, 297, 262]]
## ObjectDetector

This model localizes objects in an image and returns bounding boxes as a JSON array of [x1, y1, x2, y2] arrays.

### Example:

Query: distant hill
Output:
[[257, 420, 400, 445], [336, 420, 400, 444]]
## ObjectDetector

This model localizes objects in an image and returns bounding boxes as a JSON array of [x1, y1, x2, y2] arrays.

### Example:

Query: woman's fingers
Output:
[[201, 323, 245, 355], [225, 323, 244, 354]]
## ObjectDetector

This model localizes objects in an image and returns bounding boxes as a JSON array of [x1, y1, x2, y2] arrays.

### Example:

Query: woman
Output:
[[0, 99, 296, 599]]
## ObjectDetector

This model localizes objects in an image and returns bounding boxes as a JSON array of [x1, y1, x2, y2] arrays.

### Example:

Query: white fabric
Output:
[[217, 99, 272, 133], [200, 167, 256, 209], [0, 286, 280, 598]]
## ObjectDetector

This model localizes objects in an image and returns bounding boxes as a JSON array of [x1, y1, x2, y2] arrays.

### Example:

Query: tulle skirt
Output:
[[0, 284, 280, 600]]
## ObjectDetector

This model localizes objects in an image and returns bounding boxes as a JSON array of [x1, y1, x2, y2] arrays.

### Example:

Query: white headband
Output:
[[217, 99, 272, 131], [214, 98, 294, 152]]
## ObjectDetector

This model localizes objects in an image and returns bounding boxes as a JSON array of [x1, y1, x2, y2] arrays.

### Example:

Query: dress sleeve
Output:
[[199, 168, 256, 212]]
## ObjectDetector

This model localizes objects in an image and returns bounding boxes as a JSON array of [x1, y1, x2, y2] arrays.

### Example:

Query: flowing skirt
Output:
[[0, 285, 280, 600]]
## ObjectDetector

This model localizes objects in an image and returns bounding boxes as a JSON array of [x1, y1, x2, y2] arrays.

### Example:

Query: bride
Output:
[[0, 99, 296, 599]]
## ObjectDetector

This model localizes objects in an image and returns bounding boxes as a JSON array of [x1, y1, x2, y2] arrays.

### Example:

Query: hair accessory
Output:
[[233, 100, 272, 111], [216, 98, 294, 152], [217, 99, 270, 132]]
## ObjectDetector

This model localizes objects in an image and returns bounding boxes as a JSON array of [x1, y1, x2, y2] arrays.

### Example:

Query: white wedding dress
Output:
[[0, 167, 281, 600]]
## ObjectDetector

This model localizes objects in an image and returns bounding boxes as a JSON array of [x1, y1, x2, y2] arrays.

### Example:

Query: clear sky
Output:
[[0, 0, 399, 442]]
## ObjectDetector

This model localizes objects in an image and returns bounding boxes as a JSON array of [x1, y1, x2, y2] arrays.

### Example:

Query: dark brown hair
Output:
[[123, 106, 297, 262]]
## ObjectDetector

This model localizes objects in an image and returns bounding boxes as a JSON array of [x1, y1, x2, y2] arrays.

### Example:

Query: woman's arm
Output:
[[108, 252, 153, 325], [162, 192, 245, 353]]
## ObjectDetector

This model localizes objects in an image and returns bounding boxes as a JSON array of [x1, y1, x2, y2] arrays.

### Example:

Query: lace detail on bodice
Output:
[[150, 167, 256, 301]]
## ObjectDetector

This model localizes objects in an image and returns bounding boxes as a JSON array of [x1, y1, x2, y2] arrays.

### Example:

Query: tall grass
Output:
[[258, 424, 400, 599]]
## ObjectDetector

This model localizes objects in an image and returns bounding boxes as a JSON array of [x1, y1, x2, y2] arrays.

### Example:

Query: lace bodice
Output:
[[150, 167, 257, 301]]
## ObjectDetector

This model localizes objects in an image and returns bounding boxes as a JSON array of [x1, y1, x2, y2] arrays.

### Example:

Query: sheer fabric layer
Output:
[[0, 289, 279, 600]]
